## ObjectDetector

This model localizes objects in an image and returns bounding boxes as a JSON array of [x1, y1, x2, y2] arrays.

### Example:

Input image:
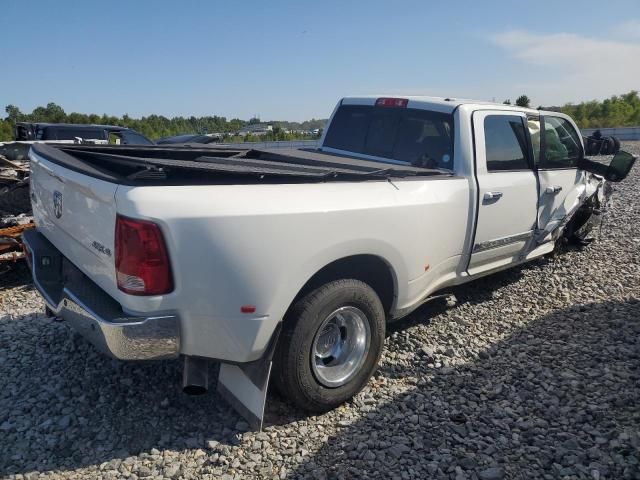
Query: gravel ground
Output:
[[1, 143, 639, 480]]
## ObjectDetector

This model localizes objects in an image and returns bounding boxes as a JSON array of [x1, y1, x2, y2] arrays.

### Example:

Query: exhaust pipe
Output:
[[182, 356, 209, 395]]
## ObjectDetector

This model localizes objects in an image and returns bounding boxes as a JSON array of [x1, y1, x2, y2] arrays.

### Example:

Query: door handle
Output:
[[545, 185, 563, 194], [483, 191, 503, 201]]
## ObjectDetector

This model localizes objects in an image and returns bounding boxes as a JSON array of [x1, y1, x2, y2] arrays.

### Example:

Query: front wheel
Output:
[[273, 279, 385, 412], [565, 195, 601, 245]]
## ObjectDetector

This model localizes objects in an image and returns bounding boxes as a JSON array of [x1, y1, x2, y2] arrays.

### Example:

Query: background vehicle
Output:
[[0, 123, 154, 272], [14, 122, 153, 144], [2, 123, 153, 161], [156, 133, 223, 145], [23, 96, 635, 429]]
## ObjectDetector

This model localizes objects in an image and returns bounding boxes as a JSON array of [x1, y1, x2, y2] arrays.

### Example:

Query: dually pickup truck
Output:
[[23, 96, 636, 429]]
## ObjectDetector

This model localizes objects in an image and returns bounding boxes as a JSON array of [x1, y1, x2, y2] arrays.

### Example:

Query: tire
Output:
[[612, 136, 621, 154], [584, 136, 598, 156], [273, 279, 385, 412], [601, 137, 615, 156]]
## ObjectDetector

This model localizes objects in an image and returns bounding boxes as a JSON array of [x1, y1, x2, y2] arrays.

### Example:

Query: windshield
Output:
[[323, 105, 454, 169]]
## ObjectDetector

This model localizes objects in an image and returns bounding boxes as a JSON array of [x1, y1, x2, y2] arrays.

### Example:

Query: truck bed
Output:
[[31, 143, 450, 186]]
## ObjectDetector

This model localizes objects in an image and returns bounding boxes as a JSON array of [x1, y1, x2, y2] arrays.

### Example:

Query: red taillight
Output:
[[375, 97, 408, 108], [115, 215, 173, 295]]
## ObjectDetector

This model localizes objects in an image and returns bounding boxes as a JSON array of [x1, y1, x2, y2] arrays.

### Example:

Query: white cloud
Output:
[[490, 28, 640, 105], [618, 20, 640, 40]]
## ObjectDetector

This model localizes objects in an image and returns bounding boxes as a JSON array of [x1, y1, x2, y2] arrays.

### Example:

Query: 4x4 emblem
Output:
[[53, 191, 63, 219]]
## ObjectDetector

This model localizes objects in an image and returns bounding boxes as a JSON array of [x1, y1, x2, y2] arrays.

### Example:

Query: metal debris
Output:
[[0, 153, 32, 274], [0, 222, 34, 273]]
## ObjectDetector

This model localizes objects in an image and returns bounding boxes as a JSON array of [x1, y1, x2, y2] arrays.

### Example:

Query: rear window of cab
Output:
[[323, 104, 454, 169]]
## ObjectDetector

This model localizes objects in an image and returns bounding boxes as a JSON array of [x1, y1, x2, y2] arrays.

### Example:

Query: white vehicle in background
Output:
[[23, 96, 635, 428]]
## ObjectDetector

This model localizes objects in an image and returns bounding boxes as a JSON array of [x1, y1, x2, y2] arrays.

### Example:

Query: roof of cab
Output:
[[340, 96, 543, 115]]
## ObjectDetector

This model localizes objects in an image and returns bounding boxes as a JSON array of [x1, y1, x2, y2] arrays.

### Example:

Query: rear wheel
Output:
[[273, 279, 385, 412]]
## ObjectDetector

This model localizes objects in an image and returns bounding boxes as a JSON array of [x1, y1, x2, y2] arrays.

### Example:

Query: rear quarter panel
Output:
[[115, 178, 469, 361]]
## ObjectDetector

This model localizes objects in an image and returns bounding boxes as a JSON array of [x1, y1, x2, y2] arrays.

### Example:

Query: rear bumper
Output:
[[22, 229, 180, 360]]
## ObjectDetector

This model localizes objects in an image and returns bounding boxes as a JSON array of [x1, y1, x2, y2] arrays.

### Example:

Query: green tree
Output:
[[5, 104, 23, 125], [503, 99, 511, 105], [560, 91, 640, 128], [515, 95, 530, 108], [29, 102, 66, 123], [0, 119, 13, 141]]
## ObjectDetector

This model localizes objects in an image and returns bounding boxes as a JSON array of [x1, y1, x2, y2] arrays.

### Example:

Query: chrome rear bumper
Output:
[[22, 229, 180, 360]]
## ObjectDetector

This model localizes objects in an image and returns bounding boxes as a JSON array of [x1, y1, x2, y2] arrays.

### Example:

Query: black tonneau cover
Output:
[[31, 143, 452, 186]]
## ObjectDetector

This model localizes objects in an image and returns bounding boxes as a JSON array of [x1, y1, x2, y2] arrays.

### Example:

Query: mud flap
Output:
[[217, 324, 281, 430]]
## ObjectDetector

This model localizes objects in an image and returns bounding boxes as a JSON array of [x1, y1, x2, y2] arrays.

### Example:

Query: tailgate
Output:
[[29, 149, 120, 299]]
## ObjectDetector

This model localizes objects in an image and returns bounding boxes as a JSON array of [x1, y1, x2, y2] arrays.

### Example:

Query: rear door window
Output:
[[112, 130, 153, 145], [483, 115, 531, 171], [108, 132, 122, 145], [324, 105, 454, 168]]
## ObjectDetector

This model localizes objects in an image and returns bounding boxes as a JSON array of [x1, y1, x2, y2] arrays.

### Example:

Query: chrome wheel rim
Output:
[[311, 306, 371, 388]]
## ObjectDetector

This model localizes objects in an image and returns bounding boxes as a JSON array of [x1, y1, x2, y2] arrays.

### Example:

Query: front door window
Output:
[[540, 117, 582, 169]]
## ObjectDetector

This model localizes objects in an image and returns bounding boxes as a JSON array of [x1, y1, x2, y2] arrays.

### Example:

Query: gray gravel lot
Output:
[[1, 143, 639, 480]]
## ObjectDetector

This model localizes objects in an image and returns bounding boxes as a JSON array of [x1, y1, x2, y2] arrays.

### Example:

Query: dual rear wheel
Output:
[[273, 279, 385, 412]]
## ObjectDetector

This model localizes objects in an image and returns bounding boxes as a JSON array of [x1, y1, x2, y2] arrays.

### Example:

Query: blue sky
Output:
[[1, 0, 639, 121]]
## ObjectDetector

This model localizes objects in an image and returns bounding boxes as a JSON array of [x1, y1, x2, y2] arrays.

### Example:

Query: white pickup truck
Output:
[[23, 97, 635, 428]]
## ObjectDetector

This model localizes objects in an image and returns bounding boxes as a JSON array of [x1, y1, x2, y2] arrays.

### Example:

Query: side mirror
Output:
[[605, 150, 636, 182], [578, 150, 637, 182]]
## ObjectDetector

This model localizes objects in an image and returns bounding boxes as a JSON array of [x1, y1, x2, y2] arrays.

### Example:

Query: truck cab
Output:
[[320, 97, 600, 277]]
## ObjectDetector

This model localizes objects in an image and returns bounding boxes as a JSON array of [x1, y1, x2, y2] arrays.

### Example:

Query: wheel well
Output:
[[564, 193, 599, 240], [291, 255, 396, 315]]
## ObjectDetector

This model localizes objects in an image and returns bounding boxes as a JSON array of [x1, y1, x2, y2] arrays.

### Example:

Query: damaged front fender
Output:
[[535, 173, 607, 245], [562, 184, 611, 244]]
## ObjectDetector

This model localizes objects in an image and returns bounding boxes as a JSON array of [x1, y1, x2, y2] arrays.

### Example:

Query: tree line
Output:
[[0, 103, 326, 142], [557, 91, 640, 129], [1, 91, 639, 143], [503, 92, 640, 128]]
